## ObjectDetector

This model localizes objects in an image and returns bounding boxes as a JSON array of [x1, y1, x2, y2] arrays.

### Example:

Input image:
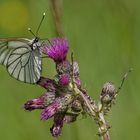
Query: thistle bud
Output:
[[72, 61, 80, 76], [100, 82, 116, 104], [56, 60, 71, 74], [71, 99, 82, 112], [59, 74, 71, 86]]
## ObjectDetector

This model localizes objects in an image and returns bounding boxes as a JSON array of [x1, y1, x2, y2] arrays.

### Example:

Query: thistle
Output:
[[24, 38, 131, 139], [24, 38, 85, 137]]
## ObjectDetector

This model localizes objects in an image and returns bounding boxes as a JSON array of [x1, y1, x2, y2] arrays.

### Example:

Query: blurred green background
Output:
[[0, 0, 139, 140]]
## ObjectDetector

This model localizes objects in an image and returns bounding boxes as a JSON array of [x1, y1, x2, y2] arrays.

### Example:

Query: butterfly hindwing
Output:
[[0, 39, 42, 84]]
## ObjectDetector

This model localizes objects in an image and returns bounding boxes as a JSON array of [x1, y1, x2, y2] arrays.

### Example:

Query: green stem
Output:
[[73, 85, 110, 140], [99, 113, 110, 140]]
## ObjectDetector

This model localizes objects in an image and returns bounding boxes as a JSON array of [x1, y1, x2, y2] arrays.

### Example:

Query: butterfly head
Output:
[[33, 37, 40, 43], [31, 37, 41, 50]]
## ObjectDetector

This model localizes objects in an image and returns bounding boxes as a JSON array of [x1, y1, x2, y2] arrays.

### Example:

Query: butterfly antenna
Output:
[[36, 12, 46, 36], [40, 38, 50, 41], [28, 28, 36, 37]]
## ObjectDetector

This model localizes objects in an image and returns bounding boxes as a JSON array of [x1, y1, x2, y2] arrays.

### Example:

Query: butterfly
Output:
[[0, 13, 46, 84]]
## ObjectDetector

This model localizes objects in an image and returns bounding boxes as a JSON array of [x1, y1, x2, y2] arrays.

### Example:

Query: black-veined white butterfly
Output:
[[0, 13, 46, 84]]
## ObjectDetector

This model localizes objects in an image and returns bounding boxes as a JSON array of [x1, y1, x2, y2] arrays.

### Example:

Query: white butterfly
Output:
[[0, 13, 46, 84], [0, 38, 42, 84]]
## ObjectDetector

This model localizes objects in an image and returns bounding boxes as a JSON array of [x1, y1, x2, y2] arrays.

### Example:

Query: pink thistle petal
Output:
[[42, 38, 69, 62], [41, 101, 60, 120], [24, 92, 55, 111]]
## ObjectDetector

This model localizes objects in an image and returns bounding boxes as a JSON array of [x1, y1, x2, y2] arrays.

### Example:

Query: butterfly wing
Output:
[[0, 39, 42, 84]]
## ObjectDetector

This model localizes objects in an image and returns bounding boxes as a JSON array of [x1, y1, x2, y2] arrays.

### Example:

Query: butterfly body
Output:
[[0, 37, 42, 84]]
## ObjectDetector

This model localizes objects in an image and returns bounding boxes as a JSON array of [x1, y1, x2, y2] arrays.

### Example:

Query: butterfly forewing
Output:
[[0, 41, 12, 66], [0, 39, 30, 66], [0, 38, 42, 84]]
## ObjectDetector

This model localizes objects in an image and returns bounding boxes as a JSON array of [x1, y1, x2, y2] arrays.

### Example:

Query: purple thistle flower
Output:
[[50, 122, 62, 137], [24, 92, 55, 111], [37, 77, 55, 91], [24, 99, 44, 111], [50, 114, 64, 137], [59, 74, 70, 86], [42, 38, 69, 63], [41, 94, 74, 120], [41, 101, 60, 120]]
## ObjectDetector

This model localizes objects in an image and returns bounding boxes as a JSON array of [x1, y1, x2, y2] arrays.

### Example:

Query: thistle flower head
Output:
[[41, 101, 60, 120], [50, 114, 64, 137], [24, 99, 44, 111], [41, 94, 74, 120], [59, 74, 70, 86], [100, 82, 116, 104], [37, 77, 55, 91], [24, 92, 55, 111], [42, 38, 69, 63], [71, 99, 82, 112], [50, 123, 62, 137], [56, 60, 71, 74]]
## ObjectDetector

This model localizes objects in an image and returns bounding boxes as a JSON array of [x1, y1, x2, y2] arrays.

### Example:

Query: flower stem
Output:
[[73, 85, 110, 140], [101, 133, 110, 140], [73, 87, 96, 116], [50, 0, 64, 36], [99, 113, 110, 140]]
